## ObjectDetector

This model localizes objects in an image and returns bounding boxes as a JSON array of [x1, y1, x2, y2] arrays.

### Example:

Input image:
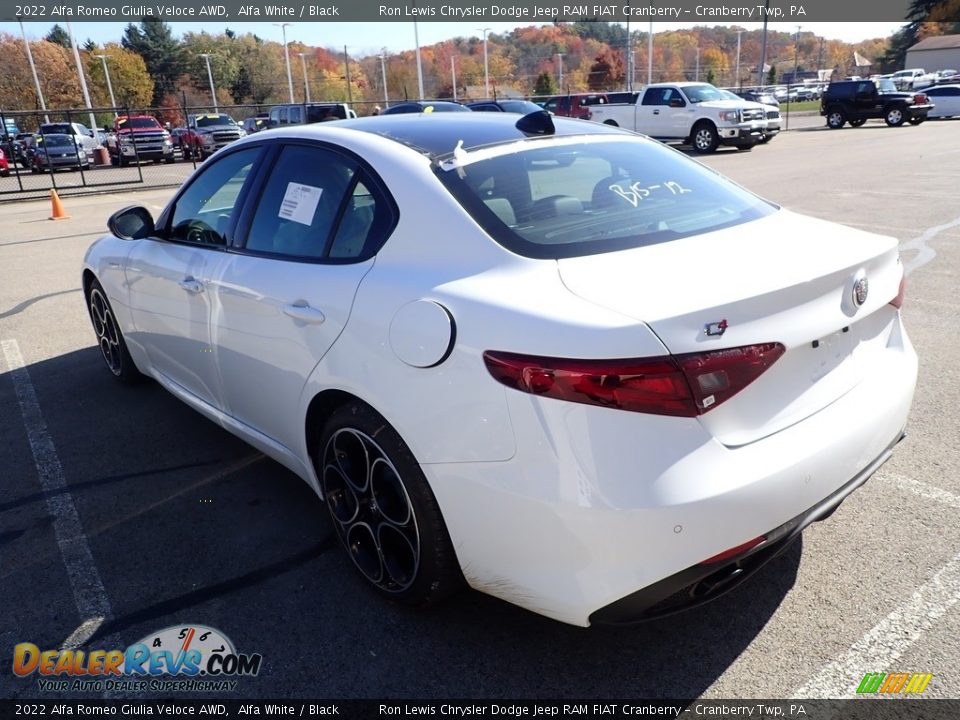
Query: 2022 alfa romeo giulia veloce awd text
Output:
[[83, 113, 916, 626]]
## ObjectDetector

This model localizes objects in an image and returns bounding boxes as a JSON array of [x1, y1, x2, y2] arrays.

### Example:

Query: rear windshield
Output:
[[118, 118, 161, 130], [437, 138, 775, 259], [41, 124, 73, 135], [195, 115, 235, 127], [305, 106, 346, 122], [39, 134, 74, 147]]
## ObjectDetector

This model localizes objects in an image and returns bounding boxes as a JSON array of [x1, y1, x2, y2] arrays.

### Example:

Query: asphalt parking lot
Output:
[[1, 117, 959, 701]]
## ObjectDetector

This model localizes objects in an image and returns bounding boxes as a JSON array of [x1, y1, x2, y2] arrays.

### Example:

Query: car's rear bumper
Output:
[[589, 428, 906, 624], [427, 315, 917, 626]]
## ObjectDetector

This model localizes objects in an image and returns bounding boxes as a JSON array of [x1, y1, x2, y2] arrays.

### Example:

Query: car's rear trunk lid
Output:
[[557, 210, 904, 446]]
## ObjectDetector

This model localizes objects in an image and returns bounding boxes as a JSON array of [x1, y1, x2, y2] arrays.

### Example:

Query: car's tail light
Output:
[[700, 535, 767, 565], [483, 343, 785, 417], [913, 93, 928, 104], [890, 273, 907, 309]]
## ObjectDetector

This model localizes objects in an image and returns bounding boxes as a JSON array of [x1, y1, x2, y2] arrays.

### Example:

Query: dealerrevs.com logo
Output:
[[13, 625, 262, 692]]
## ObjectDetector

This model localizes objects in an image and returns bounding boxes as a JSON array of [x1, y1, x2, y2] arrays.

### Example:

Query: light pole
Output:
[[793, 26, 801, 87], [695, 46, 700, 82], [66, 22, 97, 132], [93, 54, 116, 116], [647, 22, 653, 85], [18, 17, 49, 123], [625, 16, 631, 92], [758, 0, 770, 88], [199, 53, 217, 112], [273, 22, 294, 103], [413, 20, 424, 100], [298, 52, 311, 103], [735, 30, 744, 88], [555, 53, 564, 92], [379, 49, 389, 108], [343, 46, 353, 104], [451, 55, 457, 101], [478, 28, 491, 98]]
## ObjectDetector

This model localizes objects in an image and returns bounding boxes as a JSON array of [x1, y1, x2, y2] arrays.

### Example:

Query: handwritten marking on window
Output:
[[609, 180, 691, 207]]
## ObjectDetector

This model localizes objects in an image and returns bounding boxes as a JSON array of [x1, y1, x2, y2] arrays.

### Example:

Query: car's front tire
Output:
[[691, 122, 720, 153], [885, 106, 906, 126], [86, 279, 144, 384], [317, 402, 462, 607]]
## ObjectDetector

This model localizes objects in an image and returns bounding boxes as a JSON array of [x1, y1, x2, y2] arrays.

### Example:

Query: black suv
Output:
[[820, 79, 934, 128]]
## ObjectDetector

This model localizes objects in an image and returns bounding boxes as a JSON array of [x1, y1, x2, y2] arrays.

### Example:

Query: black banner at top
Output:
[[2, 699, 960, 720], [3, 0, 951, 24]]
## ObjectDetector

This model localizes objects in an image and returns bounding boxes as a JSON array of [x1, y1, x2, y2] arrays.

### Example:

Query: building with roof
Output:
[[905, 34, 960, 72]]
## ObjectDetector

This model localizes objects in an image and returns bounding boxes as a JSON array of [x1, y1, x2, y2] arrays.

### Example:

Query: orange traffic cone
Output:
[[49, 189, 70, 221]]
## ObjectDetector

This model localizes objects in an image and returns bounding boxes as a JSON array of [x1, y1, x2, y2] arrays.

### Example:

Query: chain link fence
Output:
[[0, 99, 397, 203]]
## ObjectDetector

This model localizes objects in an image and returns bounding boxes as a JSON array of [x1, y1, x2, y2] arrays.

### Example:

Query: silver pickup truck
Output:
[[589, 82, 769, 153]]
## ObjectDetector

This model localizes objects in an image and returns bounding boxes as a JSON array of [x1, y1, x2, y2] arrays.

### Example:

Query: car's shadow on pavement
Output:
[[3, 346, 801, 699]]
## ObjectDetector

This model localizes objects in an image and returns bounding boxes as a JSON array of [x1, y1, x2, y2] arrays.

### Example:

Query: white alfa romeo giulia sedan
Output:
[[83, 112, 916, 626]]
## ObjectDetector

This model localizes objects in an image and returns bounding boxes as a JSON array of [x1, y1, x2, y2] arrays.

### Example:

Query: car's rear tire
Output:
[[885, 106, 906, 126], [826, 107, 846, 129], [86, 279, 145, 384], [849, 118, 867, 127], [691, 121, 720, 153], [603, 120, 619, 127], [317, 401, 462, 607]]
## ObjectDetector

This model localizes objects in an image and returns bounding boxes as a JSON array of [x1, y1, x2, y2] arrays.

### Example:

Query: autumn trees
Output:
[[2, 19, 900, 117]]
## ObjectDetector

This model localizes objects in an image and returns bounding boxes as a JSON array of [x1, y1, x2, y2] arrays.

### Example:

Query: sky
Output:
[[2, 21, 906, 56]]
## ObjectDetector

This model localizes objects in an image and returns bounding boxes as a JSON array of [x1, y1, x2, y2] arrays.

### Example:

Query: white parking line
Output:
[[885, 472, 960, 509], [1, 338, 113, 645], [794, 472, 960, 698], [900, 214, 960, 276]]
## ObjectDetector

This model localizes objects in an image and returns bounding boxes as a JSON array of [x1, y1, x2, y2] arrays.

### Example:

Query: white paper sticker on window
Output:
[[279, 182, 323, 226]]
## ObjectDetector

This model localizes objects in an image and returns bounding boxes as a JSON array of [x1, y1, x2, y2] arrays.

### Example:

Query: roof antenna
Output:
[[515, 110, 555, 136]]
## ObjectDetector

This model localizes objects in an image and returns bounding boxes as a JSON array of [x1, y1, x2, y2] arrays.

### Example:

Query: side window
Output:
[[168, 148, 259, 246], [542, 99, 557, 112], [278, 107, 289, 125], [289, 106, 303, 124], [558, 98, 571, 112], [328, 180, 384, 259], [642, 89, 666, 106], [245, 145, 358, 260]]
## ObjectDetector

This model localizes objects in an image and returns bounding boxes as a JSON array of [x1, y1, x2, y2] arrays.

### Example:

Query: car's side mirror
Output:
[[108, 206, 155, 240], [668, 98, 685, 108]]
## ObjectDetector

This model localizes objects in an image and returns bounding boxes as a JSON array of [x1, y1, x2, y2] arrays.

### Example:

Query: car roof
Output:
[[332, 112, 628, 160], [646, 82, 712, 88]]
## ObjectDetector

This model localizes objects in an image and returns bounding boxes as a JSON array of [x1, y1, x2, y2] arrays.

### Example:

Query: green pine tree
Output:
[[45, 24, 71, 48], [534, 71, 558, 97], [122, 18, 184, 106]]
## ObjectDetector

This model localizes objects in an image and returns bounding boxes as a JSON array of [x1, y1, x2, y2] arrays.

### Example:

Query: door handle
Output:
[[178, 277, 204, 294], [283, 301, 326, 325], [653, 109, 660, 114]]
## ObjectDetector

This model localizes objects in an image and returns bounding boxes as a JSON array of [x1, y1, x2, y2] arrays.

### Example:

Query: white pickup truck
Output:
[[588, 82, 768, 153]]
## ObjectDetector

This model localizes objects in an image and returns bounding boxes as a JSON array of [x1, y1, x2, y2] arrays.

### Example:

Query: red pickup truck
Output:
[[541, 93, 609, 120], [107, 115, 174, 166], [181, 113, 245, 161]]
